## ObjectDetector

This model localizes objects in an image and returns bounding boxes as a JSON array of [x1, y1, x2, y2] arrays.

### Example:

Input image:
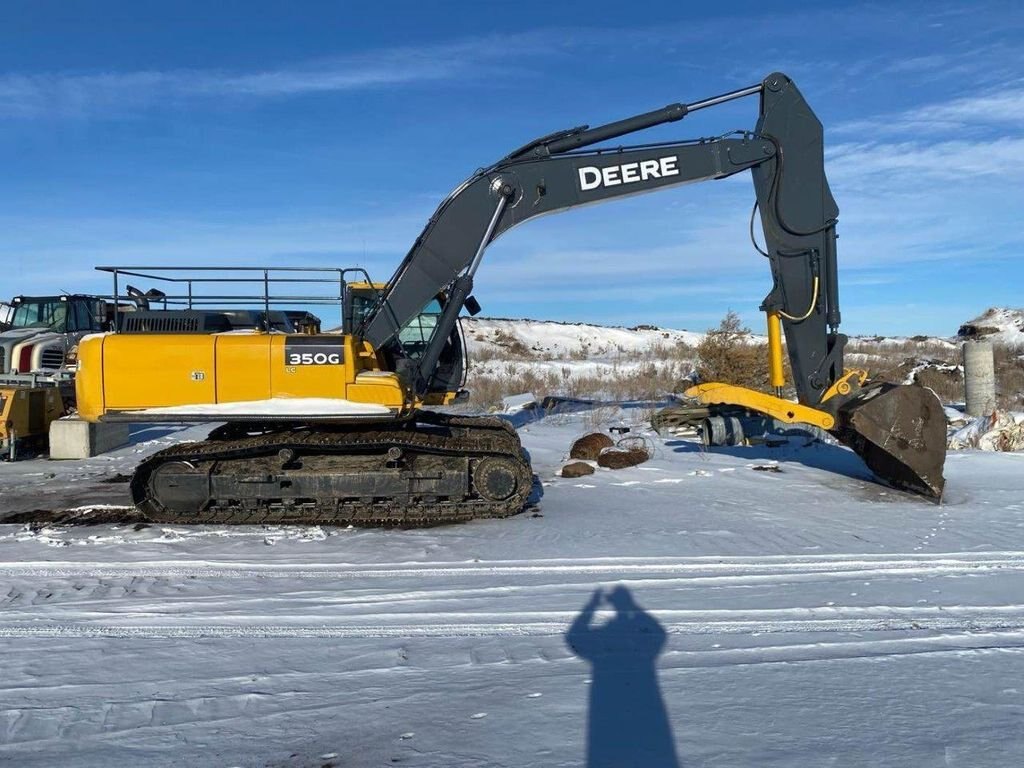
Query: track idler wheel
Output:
[[473, 456, 522, 502], [132, 460, 211, 515], [833, 383, 947, 499]]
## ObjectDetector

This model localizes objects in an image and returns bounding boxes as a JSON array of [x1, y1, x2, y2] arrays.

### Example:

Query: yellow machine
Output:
[[0, 384, 66, 460], [77, 331, 410, 419], [75, 73, 948, 524], [76, 280, 452, 421]]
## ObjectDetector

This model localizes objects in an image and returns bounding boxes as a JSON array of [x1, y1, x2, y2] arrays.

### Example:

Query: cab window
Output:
[[68, 300, 100, 332], [397, 299, 442, 358], [11, 299, 68, 330]]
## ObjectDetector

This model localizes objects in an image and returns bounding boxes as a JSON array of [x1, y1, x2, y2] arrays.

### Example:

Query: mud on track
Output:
[[1, 506, 146, 526]]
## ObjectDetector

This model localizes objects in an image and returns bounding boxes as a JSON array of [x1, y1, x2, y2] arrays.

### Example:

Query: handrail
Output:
[[96, 265, 373, 330]]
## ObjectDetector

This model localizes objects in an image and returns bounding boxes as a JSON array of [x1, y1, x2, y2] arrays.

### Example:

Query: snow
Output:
[[958, 307, 1024, 347], [501, 392, 540, 413], [132, 397, 393, 418], [462, 317, 965, 361], [463, 317, 707, 359], [1, 409, 1024, 766]]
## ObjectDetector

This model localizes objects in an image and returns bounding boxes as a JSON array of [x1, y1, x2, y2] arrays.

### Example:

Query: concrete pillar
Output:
[[963, 341, 996, 417], [49, 418, 131, 459]]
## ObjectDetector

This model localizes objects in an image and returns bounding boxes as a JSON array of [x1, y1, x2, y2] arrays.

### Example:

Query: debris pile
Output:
[[948, 411, 1024, 452]]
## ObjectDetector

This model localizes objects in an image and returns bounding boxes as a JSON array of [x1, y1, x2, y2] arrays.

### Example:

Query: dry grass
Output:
[[465, 361, 694, 410], [471, 329, 534, 361], [913, 366, 964, 405], [466, 367, 562, 409], [464, 314, 1024, 411], [845, 337, 957, 360], [862, 340, 1024, 410], [995, 345, 1024, 410]]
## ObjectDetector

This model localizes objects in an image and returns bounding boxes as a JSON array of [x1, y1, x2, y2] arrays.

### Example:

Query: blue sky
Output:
[[0, 0, 1021, 335]]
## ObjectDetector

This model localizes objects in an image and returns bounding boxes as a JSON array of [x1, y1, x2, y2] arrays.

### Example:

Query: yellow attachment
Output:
[[0, 386, 65, 445], [820, 368, 869, 404], [685, 382, 836, 430], [420, 391, 461, 407], [766, 312, 785, 390]]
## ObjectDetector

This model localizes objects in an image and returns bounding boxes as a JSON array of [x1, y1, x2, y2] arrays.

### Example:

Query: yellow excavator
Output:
[[75, 72, 947, 524]]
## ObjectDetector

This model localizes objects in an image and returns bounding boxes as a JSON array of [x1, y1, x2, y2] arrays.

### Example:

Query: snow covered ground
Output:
[[2, 411, 1024, 766]]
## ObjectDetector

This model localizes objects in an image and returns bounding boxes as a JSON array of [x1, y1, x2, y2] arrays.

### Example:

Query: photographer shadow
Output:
[[565, 585, 680, 767]]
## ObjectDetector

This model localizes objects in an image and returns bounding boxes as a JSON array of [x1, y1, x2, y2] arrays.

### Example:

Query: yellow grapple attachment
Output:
[[687, 379, 947, 500]]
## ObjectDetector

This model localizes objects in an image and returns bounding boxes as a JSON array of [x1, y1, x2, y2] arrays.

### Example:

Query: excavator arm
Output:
[[361, 73, 841, 407], [360, 72, 946, 498]]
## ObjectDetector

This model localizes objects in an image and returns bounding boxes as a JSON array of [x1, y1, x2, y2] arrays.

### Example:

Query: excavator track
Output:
[[130, 412, 533, 526]]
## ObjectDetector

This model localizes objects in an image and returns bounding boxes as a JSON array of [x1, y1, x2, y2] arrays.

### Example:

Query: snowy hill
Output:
[[958, 307, 1024, 347], [460, 318, 710, 406], [458, 316, 968, 408], [461, 317, 707, 360], [461, 316, 964, 363]]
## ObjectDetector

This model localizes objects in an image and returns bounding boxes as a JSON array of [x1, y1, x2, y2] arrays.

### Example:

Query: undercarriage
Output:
[[131, 411, 533, 526]]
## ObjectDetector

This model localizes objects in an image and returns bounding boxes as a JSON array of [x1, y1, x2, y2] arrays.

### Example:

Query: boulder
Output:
[[570, 433, 614, 460], [560, 461, 596, 478]]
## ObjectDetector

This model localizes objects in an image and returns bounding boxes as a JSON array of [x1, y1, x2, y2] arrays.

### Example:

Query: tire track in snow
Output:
[[4, 552, 1024, 615], [5, 603, 1024, 638], [4, 552, 1023, 649], [3, 550, 1024, 580], [3, 562, 1022, 612], [4, 631, 1024, 750]]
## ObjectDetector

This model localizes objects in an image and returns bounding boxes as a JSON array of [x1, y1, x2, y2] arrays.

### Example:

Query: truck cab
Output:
[[0, 295, 108, 374]]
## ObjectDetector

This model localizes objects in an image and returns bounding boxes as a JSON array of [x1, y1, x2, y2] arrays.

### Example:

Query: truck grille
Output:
[[40, 348, 66, 369]]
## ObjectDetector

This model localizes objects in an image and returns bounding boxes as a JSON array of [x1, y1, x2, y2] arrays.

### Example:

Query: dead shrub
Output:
[[489, 329, 532, 358], [597, 446, 650, 469], [695, 311, 771, 392], [913, 366, 963, 404], [994, 344, 1024, 409]]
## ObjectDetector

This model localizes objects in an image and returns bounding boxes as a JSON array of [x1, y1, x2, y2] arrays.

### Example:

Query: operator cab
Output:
[[345, 282, 466, 395]]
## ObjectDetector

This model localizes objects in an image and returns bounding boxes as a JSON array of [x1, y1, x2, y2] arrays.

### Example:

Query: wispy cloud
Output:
[[0, 209, 431, 296], [0, 34, 563, 118], [835, 83, 1024, 136], [828, 136, 1024, 181]]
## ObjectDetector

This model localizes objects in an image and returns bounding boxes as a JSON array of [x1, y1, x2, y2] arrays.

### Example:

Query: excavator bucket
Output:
[[832, 383, 947, 499]]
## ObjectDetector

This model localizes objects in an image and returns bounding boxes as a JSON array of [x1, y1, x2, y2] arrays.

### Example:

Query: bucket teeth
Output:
[[832, 383, 947, 499]]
